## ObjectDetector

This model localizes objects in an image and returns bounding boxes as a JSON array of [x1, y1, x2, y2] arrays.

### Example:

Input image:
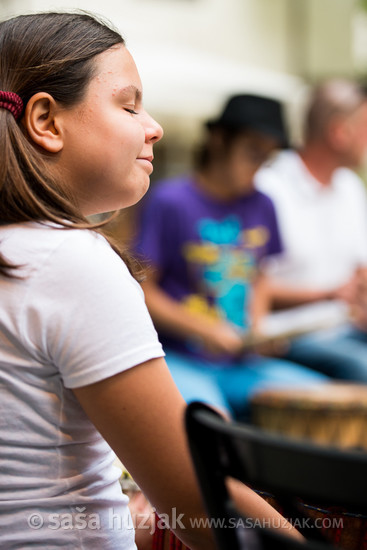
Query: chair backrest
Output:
[[185, 401, 367, 550]]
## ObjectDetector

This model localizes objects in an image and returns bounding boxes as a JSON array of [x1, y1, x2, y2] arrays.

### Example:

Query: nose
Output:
[[144, 110, 164, 144]]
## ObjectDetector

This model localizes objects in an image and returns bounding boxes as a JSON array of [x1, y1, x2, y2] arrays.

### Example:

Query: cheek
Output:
[[360, 127, 367, 148], [117, 126, 145, 166], [350, 128, 366, 159]]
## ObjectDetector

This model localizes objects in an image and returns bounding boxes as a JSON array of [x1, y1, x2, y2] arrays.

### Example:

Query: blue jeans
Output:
[[285, 324, 367, 383], [165, 349, 327, 419]]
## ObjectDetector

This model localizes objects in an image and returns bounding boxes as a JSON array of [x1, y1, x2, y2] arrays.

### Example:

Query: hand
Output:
[[250, 335, 290, 357], [196, 319, 246, 357], [127, 490, 155, 550], [329, 271, 360, 303], [240, 323, 290, 357]]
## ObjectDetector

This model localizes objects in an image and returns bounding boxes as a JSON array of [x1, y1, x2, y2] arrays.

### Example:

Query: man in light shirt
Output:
[[255, 78, 367, 381]]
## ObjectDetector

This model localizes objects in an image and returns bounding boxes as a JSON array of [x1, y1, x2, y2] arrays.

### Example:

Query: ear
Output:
[[23, 92, 64, 153], [327, 116, 349, 152]]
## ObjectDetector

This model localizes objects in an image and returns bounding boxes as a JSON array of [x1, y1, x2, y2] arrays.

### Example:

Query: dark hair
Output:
[[0, 11, 143, 279], [194, 126, 251, 171]]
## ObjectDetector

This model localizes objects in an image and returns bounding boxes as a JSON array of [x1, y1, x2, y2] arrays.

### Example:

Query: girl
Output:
[[0, 11, 300, 549]]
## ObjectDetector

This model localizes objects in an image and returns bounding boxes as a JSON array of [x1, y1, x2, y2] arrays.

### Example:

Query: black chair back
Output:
[[185, 401, 367, 550]]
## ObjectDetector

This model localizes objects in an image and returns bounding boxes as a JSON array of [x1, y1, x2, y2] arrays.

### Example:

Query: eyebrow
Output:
[[118, 85, 142, 102]]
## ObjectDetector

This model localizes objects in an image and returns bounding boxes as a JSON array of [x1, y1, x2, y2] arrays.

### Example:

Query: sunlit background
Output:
[[2, 0, 367, 171], [2, 0, 367, 233]]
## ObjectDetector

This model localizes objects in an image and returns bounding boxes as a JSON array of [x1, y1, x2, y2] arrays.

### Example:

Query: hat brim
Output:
[[205, 119, 289, 149]]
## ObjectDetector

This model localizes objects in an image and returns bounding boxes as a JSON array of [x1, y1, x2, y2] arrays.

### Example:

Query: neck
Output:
[[195, 169, 233, 202], [299, 142, 340, 186]]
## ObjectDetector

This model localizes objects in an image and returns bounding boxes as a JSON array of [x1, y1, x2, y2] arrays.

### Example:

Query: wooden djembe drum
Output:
[[250, 382, 367, 550]]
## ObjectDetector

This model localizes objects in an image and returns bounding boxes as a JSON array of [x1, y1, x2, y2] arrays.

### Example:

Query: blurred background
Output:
[[2, 0, 367, 232]]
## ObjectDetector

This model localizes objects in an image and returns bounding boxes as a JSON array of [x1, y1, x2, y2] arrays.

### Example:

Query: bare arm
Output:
[[268, 283, 335, 310], [268, 267, 362, 311], [250, 271, 272, 330], [142, 268, 285, 357], [267, 279, 358, 310], [73, 358, 302, 548], [141, 270, 245, 356]]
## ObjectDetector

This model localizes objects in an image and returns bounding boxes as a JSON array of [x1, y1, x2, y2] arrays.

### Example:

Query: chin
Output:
[[123, 185, 151, 209], [136, 180, 151, 201]]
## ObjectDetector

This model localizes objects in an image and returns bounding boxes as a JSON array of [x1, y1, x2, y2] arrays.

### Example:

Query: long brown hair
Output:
[[0, 11, 144, 279]]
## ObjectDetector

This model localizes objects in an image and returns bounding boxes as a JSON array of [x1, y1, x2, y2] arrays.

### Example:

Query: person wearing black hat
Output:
[[134, 93, 326, 420]]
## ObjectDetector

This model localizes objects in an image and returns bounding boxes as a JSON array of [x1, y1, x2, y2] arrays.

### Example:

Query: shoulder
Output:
[[12, 225, 163, 388], [255, 150, 298, 193], [1, 222, 134, 290], [333, 168, 367, 211], [258, 149, 298, 175], [43, 227, 135, 290], [334, 167, 366, 190]]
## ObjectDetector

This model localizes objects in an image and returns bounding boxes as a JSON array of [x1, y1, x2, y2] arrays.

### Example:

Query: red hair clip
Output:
[[0, 91, 24, 121]]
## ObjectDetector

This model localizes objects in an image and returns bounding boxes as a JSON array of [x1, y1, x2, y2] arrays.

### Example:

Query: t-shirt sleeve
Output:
[[21, 230, 164, 388]]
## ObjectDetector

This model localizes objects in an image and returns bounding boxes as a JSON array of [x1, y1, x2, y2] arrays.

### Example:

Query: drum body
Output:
[[259, 492, 367, 550], [251, 383, 367, 450], [250, 383, 367, 550]]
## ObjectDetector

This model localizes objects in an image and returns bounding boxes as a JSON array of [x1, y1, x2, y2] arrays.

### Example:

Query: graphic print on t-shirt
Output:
[[182, 215, 269, 330]]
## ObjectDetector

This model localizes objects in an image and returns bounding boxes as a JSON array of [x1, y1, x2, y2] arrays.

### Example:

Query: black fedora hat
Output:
[[206, 94, 289, 148]]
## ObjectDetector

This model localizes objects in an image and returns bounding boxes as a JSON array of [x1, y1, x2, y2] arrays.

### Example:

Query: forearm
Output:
[[251, 274, 271, 330], [141, 280, 246, 356], [141, 280, 215, 341], [268, 283, 335, 310], [229, 479, 303, 541]]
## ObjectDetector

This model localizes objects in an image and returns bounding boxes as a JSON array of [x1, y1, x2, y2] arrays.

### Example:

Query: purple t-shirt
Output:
[[135, 175, 282, 360]]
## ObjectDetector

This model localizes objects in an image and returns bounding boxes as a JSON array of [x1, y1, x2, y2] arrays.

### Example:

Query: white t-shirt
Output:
[[0, 222, 164, 549], [255, 150, 367, 290]]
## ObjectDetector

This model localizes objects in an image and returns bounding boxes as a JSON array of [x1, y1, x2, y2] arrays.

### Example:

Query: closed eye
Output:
[[125, 108, 138, 115]]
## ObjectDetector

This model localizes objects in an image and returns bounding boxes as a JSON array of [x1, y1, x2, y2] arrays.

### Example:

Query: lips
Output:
[[137, 156, 154, 174], [137, 155, 153, 162]]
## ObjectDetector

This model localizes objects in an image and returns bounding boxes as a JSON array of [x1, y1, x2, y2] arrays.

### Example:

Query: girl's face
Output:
[[58, 44, 163, 215]]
